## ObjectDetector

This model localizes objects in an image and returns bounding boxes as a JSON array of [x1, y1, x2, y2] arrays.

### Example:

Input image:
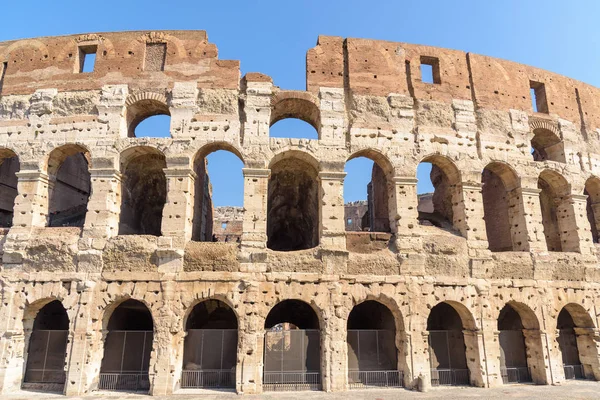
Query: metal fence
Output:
[[500, 367, 532, 384], [24, 330, 68, 384], [348, 370, 404, 389], [563, 364, 585, 380], [430, 368, 470, 386], [181, 329, 237, 389], [99, 330, 153, 392], [98, 373, 150, 391], [263, 329, 321, 391]]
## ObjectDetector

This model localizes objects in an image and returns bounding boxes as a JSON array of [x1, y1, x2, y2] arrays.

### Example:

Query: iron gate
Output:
[[181, 329, 237, 389], [24, 330, 68, 384], [347, 329, 403, 388], [263, 329, 321, 391], [428, 330, 470, 386], [99, 330, 153, 391], [498, 330, 532, 384]]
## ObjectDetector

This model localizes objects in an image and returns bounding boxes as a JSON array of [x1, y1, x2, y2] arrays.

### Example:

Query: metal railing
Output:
[[563, 364, 585, 380], [430, 368, 470, 386], [348, 370, 404, 389], [263, 371, 321, 391], [24, 368, 66, 384], [181, 369, 235, 388], [500, 367, 532, 384], [98, 373, 151, 392]]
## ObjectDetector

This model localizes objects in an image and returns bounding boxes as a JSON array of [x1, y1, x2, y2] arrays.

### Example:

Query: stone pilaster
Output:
[[82, 168, 121, 239], [522, 328, 551, 385], [568, 194, 595, 254], [161, 167, 196, 241], [573, 327, 600, 380], [237, 282, 263, 394], [97, 85, 128, 137], [459, 182, 489, 249], [520, 186, 548, 252], [319, 87, 346, 145], [240, 168, 270, 265], [319, 171, 346, 251], [391, 176, 422, 253], [0, 283, 22, 394], [242, 81, 272, 146], [462, 330, 486, 387]]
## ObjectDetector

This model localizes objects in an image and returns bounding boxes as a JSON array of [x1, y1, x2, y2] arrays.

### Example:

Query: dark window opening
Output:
[[530, 81, 548, 114], [427, 303, 470, 386], [24, 301, 69, 387], [100, 299, 153, 392], [144, 43, 167, 72], [420, 56, 441, 84], [119, 149, 167, 236], [78, 45, 97, 73], [267, 157, 319, 251], [192, 150, 243, 243], [0, 155, 19, 228], [47, 149, 91, 228], [182, 300, 238, 389]]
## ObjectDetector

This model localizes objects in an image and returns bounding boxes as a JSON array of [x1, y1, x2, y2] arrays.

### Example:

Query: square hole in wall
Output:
[[530, 80, 549, 113], [420, 56, 441, 84], [78, 45, 97, 73]]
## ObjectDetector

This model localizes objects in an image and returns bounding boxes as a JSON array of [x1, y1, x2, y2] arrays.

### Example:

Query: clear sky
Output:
[[2, 1, 598, 206]]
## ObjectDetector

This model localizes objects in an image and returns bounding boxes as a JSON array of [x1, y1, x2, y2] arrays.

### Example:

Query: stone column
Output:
[[323, 290, 346, 391], [573, 327, 600, 380], [520, 185, 548, 252], [462, 330, 486, 387], [0, 282, 23, 394], [161, 167, 196, 242], [391, 176, 421, 247], [149, 281, 177, 395], [411, 331, 432, 388], [477, 329, 503, 388], [565, 194, 595, 254], [237, 282, 263, 394], [458, 182, 489, 248], [506, 186, 531, 252], [522, 329, 550, 385], [64, 282, 96, 395], [240, 168, 270, 267]]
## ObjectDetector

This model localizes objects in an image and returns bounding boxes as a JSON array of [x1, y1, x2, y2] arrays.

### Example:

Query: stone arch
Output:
[[263, 299, 323, 391], [556, 303, 599, 380], [1, 39, 50, 62], [191, 142, 245, 242], [345, 149, 395, 233], [99, 298, 155, 392], [125, 92, 170, 138], [497, 301, 546, 384], [482, 161, 528, 252], [118, 145, 167, 236], [0, 148, 19, 228], [45, 144, 91, 228], [530, 123, 565, 163], [136, 31, 187, 59], [22, 299, 70, 391], [270, 91, 320, 133], [417, 154, 464, 234], [538, 169, 578, 252], [267, 151, 320, 251], [584, 176, 600, 243]]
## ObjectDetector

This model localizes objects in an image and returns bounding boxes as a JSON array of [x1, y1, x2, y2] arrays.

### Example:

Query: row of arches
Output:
[[21, 296, 597, 393]]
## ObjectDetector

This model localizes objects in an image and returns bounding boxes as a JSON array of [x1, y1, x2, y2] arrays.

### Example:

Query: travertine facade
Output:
[[1, 30, 600, 396]]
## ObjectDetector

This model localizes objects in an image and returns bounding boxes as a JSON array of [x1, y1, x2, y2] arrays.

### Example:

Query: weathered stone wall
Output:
[[1, 31, 600, 396]]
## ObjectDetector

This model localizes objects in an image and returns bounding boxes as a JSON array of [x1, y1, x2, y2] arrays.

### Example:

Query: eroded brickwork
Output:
[[1, 31, 600, 396]]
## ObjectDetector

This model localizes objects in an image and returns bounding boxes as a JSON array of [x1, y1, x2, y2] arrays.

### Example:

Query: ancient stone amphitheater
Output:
[[0, 30, 600, 396]]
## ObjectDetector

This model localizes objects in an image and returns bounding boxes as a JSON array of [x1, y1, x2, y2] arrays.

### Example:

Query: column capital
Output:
[[242, 167, 271, 178], [569, 194, 589, 204], [462, 183, 483, 191], [521, 187, 542, 196], [15, 170, 49, 183], [318, 171, 346, 181], [89, 168, 122, 180], [393, 176, 418, 185], [162, 167, 197, 180]]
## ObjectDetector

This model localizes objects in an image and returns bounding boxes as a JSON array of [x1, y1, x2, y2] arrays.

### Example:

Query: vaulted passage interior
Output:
[[119, 147, 167, 235], [23, 300, 69, 392], [263, 300, 321, 391], [427, 302, 470, 386], [181, 300, 238, 389], [267, 155, 319, 251], [99, 299, 154, 392], [0, 150, 19, 227], [557, 304, 598, 381], [47, 145, 91, 227], [347, 300, 403, 389], [481, 162, 528, 252], [538, 170, 578, 252], [531, 128, 566, 163]]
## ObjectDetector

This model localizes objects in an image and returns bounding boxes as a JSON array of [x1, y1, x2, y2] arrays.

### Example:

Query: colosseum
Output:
[[0, 30, 600, 396]]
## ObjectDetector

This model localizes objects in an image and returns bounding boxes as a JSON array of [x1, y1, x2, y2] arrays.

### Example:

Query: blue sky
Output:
[[2, 1, 598, 206]]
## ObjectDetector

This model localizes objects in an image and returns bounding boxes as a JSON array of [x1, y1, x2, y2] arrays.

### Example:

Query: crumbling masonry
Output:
[[1, 30, 600, 395]]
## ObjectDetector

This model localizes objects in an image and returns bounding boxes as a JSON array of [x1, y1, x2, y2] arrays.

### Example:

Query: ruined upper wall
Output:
[[0, 30, 240, 94], [307, 35, 600, 132]]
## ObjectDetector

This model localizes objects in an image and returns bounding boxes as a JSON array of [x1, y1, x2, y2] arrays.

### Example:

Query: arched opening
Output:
[[126, 99, 171, 138], [99, 299, 153, 392], [584, 177, 600, 244], [23, 300, 69, 391], [47, 145, 91, 227], [344, 155, 391, 233], [497, 303, 544, 384], [557, 304, 597, 380], [267, 155, 319, 251], [417, 156, 462, 234], [538, 170, 577, 252], [181, 300, 238, 389], [263, 300, 321, 391], [192, 148, 244, 242], [269, 119, 318, 140], [0, 150, 19, 227], [531, 128, 565, 163], [482, 163, 527, 252], [427, 302, 470, 386], [118, 147, 167, 236], [347, 301, 402, 389]]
